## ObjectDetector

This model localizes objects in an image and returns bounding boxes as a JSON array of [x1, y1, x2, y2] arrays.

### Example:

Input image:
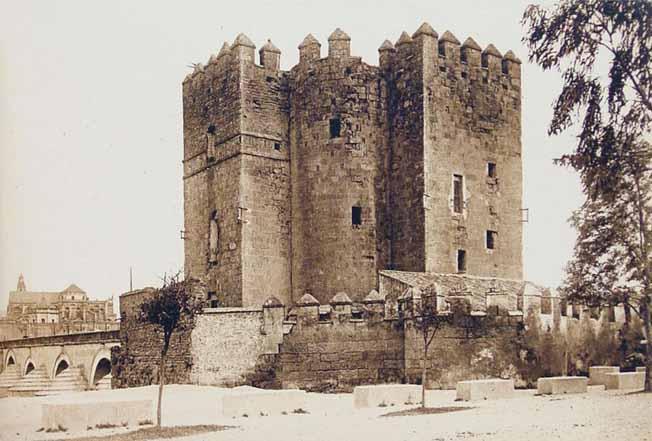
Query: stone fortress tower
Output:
[[182, 23, 523, 307]]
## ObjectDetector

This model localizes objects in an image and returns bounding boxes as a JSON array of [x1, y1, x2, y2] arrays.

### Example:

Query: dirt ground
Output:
[[0, 385, 650, 441]]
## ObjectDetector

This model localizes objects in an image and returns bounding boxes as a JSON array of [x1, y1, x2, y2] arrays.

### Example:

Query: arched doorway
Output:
[[25, 361, 35, 375], [6, 355, 15, 367], [55, 359, 69, 376], [93, 358, 111, 385]]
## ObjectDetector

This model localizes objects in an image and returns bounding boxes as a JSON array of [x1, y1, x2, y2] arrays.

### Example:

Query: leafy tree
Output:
[[139, 275, 204, 426], [523, 0, 652, 391]]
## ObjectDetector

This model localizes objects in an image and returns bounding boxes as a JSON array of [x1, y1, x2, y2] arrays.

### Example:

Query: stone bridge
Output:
[[0, 330, 119, 395]]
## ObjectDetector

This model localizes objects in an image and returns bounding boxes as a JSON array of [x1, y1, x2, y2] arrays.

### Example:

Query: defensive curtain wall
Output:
[[0, 330, 119, 389], [113, 273, 629, 392]]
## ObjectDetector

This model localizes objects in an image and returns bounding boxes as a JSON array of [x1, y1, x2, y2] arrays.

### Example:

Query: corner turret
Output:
[[232, 33, 256, 63], [328, 28, 351, 58]]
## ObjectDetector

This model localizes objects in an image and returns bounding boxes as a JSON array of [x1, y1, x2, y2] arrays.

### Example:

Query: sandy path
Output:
[[0, 385, 649, 441]]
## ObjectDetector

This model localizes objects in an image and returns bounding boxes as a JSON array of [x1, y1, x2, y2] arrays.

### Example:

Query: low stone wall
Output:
[[455, 379, 514, 401], [42, 400, 153, 431], [537, 376, 588, 395], [113, 288, 194, 388], [276, 316, 404, 392], [404, 319, 524, 389], [190, 307, 281, 386]]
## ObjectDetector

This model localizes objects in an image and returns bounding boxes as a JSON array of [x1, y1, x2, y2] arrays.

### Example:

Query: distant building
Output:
[[0, 275, 118, 340]]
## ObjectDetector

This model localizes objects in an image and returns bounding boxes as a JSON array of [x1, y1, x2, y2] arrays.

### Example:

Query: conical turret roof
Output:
[[412, 22, 438, 39], [396, 31, 413, 46], [503, 50, 521, 64], [328, 28, 350, 41], [483, 44, 502, 57], [233, 33, 255, 48], [298, 33, 321, 49], [440, 30, 460, 45], [462, 37, 481, 51], [378, 39, 395, 51], [260, 39, 281, 53]]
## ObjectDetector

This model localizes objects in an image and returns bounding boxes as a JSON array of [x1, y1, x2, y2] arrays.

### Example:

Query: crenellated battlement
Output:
[[184, 24, 521, 91]]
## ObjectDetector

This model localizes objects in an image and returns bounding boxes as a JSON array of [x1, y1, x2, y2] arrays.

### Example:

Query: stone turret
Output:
[[232, 33, 256, 63], [298, 34, 321, 63], [328, 28, 351, 58], [259, 39, 281, 70]]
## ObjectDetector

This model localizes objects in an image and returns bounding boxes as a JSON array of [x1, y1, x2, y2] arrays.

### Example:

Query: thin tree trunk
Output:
[[157, 337, 170, 427], [157, 352, 165, 427], [422, 345, 427, 408], [643, 297, 652, 392]]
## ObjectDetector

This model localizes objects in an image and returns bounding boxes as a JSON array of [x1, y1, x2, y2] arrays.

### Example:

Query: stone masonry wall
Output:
[[113, 288, 194, 388], [277, 305, 404, 392], [422, 32, 523, 279], [289, 45, 388, 304], [190, 308, 269, 386]]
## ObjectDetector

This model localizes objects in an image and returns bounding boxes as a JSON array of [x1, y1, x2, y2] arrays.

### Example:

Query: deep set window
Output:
[[329, 118, 341, 138], [488, 162, 496, 178], [486, 230, 497, 250], [453, 175, 464, 213], [457, 249, 467, 273], [352, 206, 362, 226]]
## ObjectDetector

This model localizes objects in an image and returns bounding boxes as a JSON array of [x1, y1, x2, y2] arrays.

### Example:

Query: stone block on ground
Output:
[[455, 379, 514, 401], [353, 384, 421, 408], [222, 388, 307, 418], [537, 376, 587, 395], [635, 367, 646, 373], [604, 372, 645, 391], [42, 400, 153, 432], [589, 366, 620, 385]]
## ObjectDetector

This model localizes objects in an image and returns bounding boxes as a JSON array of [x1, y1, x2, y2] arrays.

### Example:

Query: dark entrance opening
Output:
[[55, 359, 69, 376], [25, 362, 35, 375], [94, 358, 111, 385]]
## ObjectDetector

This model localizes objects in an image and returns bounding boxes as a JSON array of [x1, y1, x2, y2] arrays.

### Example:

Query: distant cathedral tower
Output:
[[183, 24, 523, 308], [16, 274, 26, 292]]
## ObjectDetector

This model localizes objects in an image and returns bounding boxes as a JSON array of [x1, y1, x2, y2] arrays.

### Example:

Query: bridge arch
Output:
[[52, 353, 71, 379], [4, 350, 16, 370], [24, 358, 35, 376], [89, 348, 112, 388]]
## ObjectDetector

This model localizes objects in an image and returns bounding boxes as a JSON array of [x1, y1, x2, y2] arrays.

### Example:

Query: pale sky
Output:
[[0, 0, 582, 315]]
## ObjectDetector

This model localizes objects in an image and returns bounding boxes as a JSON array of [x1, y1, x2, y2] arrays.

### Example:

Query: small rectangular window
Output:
[[352, 206, 362, 226], [572, 304, 580, 319], [329, 118, 341, 138], [488, 162, 496, 178], [453, 175, 463, 213], [274, 143, 281, 151], [486, 230, 497, 250], [560, 299, 568, 316], [541, 297, 552, 315], [457, 249, 466, 273]]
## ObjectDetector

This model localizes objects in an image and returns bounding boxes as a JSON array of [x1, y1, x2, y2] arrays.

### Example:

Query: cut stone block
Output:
[[42, 400, 153, 432], [353, 384, 421, 408], [635, 367, 646, 373], [537, 376, 588, 395], [455, 379, 514, 401], [604, 372, 645, 390], [222, 389, 307, 418], [589, 366, 620, 385]]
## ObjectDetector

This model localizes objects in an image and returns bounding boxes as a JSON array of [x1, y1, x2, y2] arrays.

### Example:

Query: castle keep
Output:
[[183, 23, 523, 307]]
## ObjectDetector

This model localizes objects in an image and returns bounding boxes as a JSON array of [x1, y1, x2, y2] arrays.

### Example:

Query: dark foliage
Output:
[[523, 0, 652, 391]]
